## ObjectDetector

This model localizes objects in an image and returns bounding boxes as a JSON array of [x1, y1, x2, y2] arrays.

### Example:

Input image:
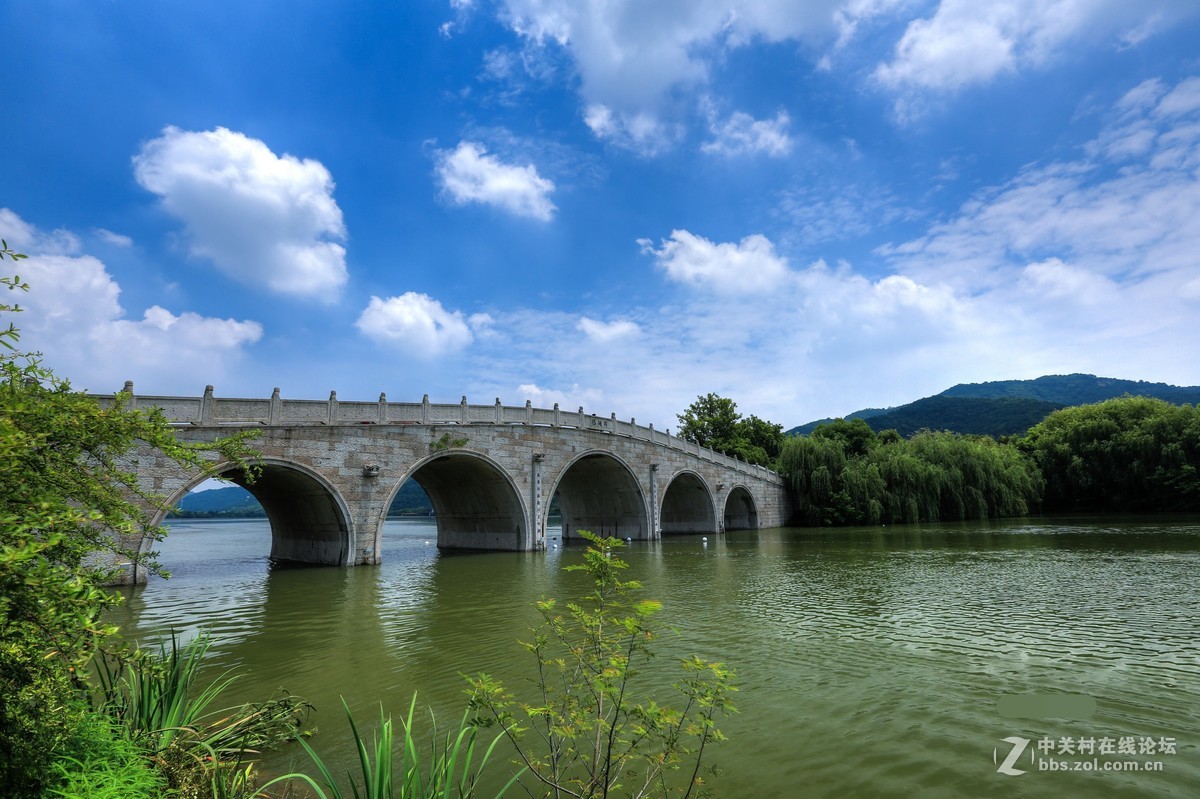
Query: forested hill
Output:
[[938, 374, 1200, 405], [788, 374, 1200, 437]]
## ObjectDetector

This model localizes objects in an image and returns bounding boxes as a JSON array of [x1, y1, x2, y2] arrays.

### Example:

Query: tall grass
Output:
[[92, 631, 309, 758], [261, 696, 523, 799], [48, 716, 165, 799], [82, 630, 310, 798]]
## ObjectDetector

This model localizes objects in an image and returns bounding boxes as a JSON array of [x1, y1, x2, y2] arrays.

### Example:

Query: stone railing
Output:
[[95, 383, 783, 482]]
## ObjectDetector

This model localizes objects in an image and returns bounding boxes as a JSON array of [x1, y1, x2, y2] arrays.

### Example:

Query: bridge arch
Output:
[[391, 451, 528, 551], [151, 458, 354, 574], [660, 470, 718, 535], [723, 485, 759, 530], [549, 450, 649, 541]]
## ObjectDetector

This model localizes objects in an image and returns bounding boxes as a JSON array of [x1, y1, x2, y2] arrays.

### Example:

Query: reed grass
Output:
[[260, 696, 523, 799]]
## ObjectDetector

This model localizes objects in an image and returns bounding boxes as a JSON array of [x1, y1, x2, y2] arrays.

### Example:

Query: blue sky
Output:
[[3, 1, 1200, 430]]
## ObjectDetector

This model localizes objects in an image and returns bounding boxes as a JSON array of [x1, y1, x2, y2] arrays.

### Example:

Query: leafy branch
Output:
[[467, 532, 737, 798]]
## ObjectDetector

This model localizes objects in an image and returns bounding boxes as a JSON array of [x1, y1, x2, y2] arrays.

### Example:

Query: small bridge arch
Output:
[[388, 451, 529, 551], [549, 450, 650, 541], [723, 485, 759, 530], [660, 470, 718, 535]]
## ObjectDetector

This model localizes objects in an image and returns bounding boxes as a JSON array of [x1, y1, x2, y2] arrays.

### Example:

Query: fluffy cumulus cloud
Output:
[[0, 209, 262, 392], [639, 229, 791, 293], [455, 253, 985, 429], [133, 126, 347, 300], [874, 0, 1198, 96], [435, 141, 557, 220], [356, 292, 487, 356]]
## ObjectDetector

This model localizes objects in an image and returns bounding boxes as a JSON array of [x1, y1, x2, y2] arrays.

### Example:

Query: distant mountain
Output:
[[174, 486, 262, 516], [788, 374, 1200, 438], [939, 374, 1200, 405], [172, 482, 432, 517]]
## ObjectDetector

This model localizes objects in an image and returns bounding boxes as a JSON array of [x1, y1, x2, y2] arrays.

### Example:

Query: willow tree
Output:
[[779, 423, 1043, 527]]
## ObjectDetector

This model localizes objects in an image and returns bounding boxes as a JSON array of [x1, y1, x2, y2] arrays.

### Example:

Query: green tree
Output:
[[1020, 396, 1200, 512], [676, 394, 783, 468], [676, 393, 741, 453], [733, 414, 784, 466], [779, 427, 1043, 527], [1, 251, 259, 798], [467, 532, 736, 799], [810, 417, 877, 458]]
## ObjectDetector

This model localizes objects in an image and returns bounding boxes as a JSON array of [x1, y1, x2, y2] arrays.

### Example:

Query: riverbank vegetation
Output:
[[1020, 396, 1200, 513], [779, 419, 1043, 525], [1, 250, 284, 796], [779, 397, 1200, 525]]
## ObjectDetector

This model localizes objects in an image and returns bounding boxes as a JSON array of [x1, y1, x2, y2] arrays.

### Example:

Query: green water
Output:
[[109, 517, 1200, 798]]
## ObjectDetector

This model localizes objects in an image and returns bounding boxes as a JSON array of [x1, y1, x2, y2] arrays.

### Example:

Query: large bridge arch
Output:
[[549, 451, 649, 541], [660, 470, 718, 535], [723, 485, 759, 530], [150, 458, 354, 575], [391, 451, 529, 551]]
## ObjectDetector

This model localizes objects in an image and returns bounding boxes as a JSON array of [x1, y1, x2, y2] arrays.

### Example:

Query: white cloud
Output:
[[885, 74, 1200, 290], [701, 109, 793, 157], [0, 209, 263, 392], [435, 141, 557, 220], [133, 126, 347, 301], [873, 73, 1200, 383], [874, 1, 1198, 97], [446, 75, 1200, 429], [578, 316, 640, 342], [1018, 258, 1119, 305], [356, 293, 477, 356], [94, 228, 133, 248], [497, 0, 844, 152], [486, 2, 1200, 144], [583, 104, 681, 155], [640, 229, 790, 293], [514, 382, 605, 412], [1155, 76, 1200, 118], [455, 256, 985, 430], [0, 207, 81, 255]]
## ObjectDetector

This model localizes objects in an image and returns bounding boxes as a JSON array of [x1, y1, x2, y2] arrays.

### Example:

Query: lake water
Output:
[[107, 517, 1200, 798]]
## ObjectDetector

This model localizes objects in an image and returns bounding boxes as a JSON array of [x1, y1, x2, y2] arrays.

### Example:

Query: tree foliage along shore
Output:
[[676, 393, 783, 467], [778, 397, 1200, 526], [1, 250, 264, 797], [779, 419, 1044, 526], [1020, 396, 1200, 513]]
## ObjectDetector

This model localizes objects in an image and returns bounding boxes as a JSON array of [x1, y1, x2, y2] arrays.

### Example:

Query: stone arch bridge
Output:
[[104, 386, 791, 583]]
